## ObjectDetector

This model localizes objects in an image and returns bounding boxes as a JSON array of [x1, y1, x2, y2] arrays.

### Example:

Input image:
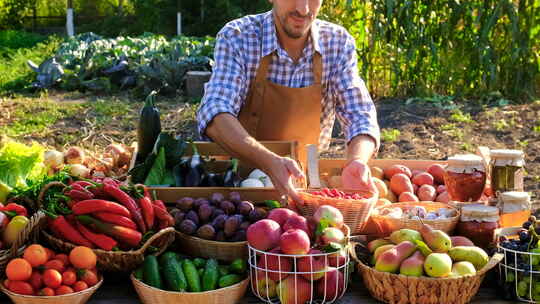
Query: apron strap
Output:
[[255, 53, 273, 84], [313, 52, 323, 85]]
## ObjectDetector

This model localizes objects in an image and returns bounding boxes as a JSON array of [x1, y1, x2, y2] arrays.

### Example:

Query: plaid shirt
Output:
[[197, 11, 380, 151]]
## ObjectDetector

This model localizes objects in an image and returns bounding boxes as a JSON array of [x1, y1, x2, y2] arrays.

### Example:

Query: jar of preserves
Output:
[[490, 149, 525, 193], [444, 154, 486, 202], [497, 191, 531, 228], [456, 204, 500, 249]]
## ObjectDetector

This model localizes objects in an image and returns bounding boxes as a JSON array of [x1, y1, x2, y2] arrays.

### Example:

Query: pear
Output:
[[419, 223, 451, 253], [375, 241, 417, 273], [371, 244, 395, 265], [400, 251, 425, 277], [450, 261, 476, 277], [448, 246, 489, 270], [424, 253, 452, 278], [367, 239, 392, 253], [390, 229, 423, 244]]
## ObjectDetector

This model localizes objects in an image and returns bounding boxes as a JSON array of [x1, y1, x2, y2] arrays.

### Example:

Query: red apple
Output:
[[280, 229, 310, 255], [251, 270, 277, 298], [283, 215, 310, 236], [267, 208, 297, 227], [276, 275, 312, 304], [328, 249, 347, 268], [313, 205, 344, 228], [317, 268, 345, 301], [247, 219, 282, 251], [320, 227, 345, 247], [297, 249, 327, 281], [257, 247, 292, 281]]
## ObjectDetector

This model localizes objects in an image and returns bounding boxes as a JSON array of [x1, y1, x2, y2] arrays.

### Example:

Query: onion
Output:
[[43, 150, 64, 169], [64, 147, 85, 165], [240, 178, 265, 188], [105, 143, 130, 167], [69, 164, 91, 178], [248, 169, 268, 180]]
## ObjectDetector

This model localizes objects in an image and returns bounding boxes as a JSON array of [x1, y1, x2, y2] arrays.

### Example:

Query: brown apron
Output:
[[238, 52, 323, 168]]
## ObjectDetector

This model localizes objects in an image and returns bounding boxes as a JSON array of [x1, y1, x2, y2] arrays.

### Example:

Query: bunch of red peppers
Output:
[[47, 177, 174, 251]]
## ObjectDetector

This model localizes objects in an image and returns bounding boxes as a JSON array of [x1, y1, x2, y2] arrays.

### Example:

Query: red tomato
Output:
[[42, 269, 62, 289], [38, 287, 55, 296], [55, 285, 74, 295], [8, 281, 34, 295], [62, 270, 77, 286], [29, 272, 42, 290], [73, 281, 88, 292]]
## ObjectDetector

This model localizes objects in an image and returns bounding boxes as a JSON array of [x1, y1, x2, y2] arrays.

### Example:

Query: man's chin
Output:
[[284, 27, 307, 39]]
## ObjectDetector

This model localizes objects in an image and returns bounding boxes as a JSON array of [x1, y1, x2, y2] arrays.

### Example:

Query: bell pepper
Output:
[[3, 215, 29, 246], [0, 203, 28, 217]]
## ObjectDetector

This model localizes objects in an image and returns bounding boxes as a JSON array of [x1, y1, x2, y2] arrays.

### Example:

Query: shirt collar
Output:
[[261, 11, 322, 58]]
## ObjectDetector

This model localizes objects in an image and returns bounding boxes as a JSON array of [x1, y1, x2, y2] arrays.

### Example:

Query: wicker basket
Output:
[[296, 190, 377, 235], [175, 231, 246, 262], [370, 202, 460, 237], [42, 227, 175, 272], [0, 278, 103, 304], [131, 273, 249, 304], [350, 242, 503, 304], [0, 211, 47, 275]]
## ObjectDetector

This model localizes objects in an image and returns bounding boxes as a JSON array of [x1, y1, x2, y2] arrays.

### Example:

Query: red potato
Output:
[[417, 184, 437, 201], [436, 191, 450, 203], [399, 192, 419, 202], [412, 172, 434, 186], [427, 164, 446, 184], [436, 185, 446, 194], [412, 184, 419, 194], [384, 165, 412, 180], [390, 174, 414, 195], [411, 170, 424, 177]]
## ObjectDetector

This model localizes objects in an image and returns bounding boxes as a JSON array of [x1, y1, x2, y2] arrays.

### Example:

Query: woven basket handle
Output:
[[348, 241, 361, 262], [9, 211, 46, 258], [37, 181, 68, 209], [477, 252, 504, 276], [136, 227, 175, 254]]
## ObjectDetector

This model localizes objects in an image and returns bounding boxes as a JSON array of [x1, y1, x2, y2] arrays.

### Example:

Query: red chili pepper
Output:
[[72, 200, 131, 218], [138, 197, 154, 230], [49, 215, 94, 248], [0, 203, 28, 217], [77, 215, 142, 247], [65, 189, 94, 201], [103, 183, 146, 234], [76, 222, 118, 251], [93, 212, 137, 230], [70, 181, 95, 188], [154, 199, 166, 210], [153, 204, 174, 227]]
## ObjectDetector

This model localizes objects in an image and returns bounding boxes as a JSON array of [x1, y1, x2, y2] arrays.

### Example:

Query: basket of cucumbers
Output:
[[131, 251, 249, 304]]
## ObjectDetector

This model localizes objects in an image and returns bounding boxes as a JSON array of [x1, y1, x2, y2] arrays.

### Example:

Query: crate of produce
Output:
[[166, 190, 279, 261], [247, 205, 351, 304], [0, 244, 103, 303], [131, 252, 249, 304], [370, 202, 460, 237], [37, 179, 176, 272], [351, 223, 502, 304]]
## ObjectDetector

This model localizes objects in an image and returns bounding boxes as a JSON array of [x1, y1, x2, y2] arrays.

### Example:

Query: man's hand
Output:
[[341, 160, 378, 195], [263, 156, 305, 209]]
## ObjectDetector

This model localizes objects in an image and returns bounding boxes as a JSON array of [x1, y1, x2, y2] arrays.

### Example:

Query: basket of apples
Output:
[[247, 205, 351, 304]]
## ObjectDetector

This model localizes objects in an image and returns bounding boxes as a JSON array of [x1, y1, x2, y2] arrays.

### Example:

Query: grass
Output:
[[460, 142, 474, 152], [0, 30, 48, 57], [449, 109, 473, 124], [381, 128, 401, 142], [493, 119, 509, 131], [534, 121, 540, 134], [89, 98, 132, 126]]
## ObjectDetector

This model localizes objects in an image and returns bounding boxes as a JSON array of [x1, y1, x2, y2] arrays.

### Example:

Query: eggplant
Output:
[[223, 159, 242, 187], [201, 172, 224, 187], [137, 91, 161, 162], [173, 159, 189, 187], [184, 141, 206, 187]]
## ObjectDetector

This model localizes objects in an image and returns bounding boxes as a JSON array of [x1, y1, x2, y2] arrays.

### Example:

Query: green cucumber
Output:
[[218, 265, 230, 276], [143, 255, 163, 289], [193, 258, 206, 268], [160, 252, 187, 292], [198, 268, 205, 277], [202, 259, 219, 291], [182, 259, 201, 292], [218, 274, 243, 288], [229, 259, 247, 274], [134, 267, 144, 280]]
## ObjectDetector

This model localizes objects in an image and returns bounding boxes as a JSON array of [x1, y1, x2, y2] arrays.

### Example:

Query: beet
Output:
[[220, 200, 236, 215], [176, 197, 194, 211], [198, 204, 214, 223], [178, 219, 197, 235], [196, 224, 216, 240], [186, 210, 200, 226], [211, 214, 228, 230], [228, 191, 242, 203], [237, 201, 254, 216], [248, 208, 267, 222]]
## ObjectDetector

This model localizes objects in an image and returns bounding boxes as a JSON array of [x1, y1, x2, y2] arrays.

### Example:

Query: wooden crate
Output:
[[149, 187, 283, 205]]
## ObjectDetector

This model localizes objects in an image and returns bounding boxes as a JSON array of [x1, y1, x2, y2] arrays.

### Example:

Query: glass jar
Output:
[[498, 191, 531, 228], [490, 149, 525, 193], [444, 154, 486, 202], [456, 204, 500, 249]]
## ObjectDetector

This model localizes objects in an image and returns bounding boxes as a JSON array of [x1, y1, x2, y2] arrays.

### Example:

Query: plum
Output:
[[174, 211, 186, 225], [193, 198, 209, 210], [186, 210, 200, 226], [211, 193, 225, 205], [229, 191, 242, 203], [178, 219, 197, 235], [211, 214, 228, 230], [198, 204, 214, 223], [230, 229, 246, 242], [197, 224, 216, 240], [239, 221, 251, 230], [220, 200, 236, 215], [224, 215, 242, 237], [248, 208, 267, 222], [176, 197, 194, 211], [215, 230, 226, 242], [211, 208, 225, 219], [237, 201, 254, 216]]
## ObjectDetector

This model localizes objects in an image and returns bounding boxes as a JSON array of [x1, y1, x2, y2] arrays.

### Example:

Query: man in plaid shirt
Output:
[[197, 0, 380, 204]]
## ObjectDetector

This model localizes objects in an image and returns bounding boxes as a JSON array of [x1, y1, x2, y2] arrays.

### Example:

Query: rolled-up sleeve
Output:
[[197, 30, 246, 140], [332, 34, 380, 150]]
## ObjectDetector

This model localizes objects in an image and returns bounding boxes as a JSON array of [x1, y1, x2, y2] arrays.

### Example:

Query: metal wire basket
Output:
[[496, 227, 540, 303], [248, 244, 351, 304]]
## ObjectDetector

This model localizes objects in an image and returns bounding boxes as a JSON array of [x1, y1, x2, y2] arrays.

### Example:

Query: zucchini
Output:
[[160, 252, 187, 292], [134, 267, 144, 280], [218, 265, 229, 277], [137, 91, 161, 162], [182, 259, 201, 292], [218, 274, 243, 288], [202, 259, 219, 291], [193, 258, 206, 268], [229, 259, 247, 274], [143, 255, 162, 289]]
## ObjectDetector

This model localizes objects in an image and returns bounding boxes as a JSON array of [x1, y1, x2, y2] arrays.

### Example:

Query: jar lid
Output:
[[490, 149, 525, 166], [461, 204, 499, 222], [447, 154, 485, 173], [499, 191, 530, 204]]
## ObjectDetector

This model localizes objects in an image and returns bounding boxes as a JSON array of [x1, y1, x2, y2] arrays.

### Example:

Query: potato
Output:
[[372, 177, 388, 198], [417, 184, 437, 201], [390, 173, 414, 195], [427, 164, 446, 184], [399, 192, 419, 202], [197, 224, 216, 240], [436, 191, 450, 203], [412, 172, 434, 186], [370, 166, 384, 180], [384, 164, 412, 179]]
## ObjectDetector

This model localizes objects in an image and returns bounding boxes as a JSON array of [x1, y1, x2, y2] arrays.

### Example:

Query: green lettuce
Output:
[[0, 140, 46, 192]]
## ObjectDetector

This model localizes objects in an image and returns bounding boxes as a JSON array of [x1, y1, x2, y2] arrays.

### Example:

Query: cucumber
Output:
[[218, 265, 230, 277], [218, 274, 243, 288], [229, 259, 247, 274], [160, 252, 187, 292], [143, 255, 163, 289], [198, 268, 205, 277], [202, 259, 219, 291], [193, 258, 206, 268], [182, 259, 202, 292], [134, 267, 144, 280]]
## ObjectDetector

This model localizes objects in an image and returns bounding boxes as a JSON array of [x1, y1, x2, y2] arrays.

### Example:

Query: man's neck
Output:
[[273, 14, 310, 63]]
